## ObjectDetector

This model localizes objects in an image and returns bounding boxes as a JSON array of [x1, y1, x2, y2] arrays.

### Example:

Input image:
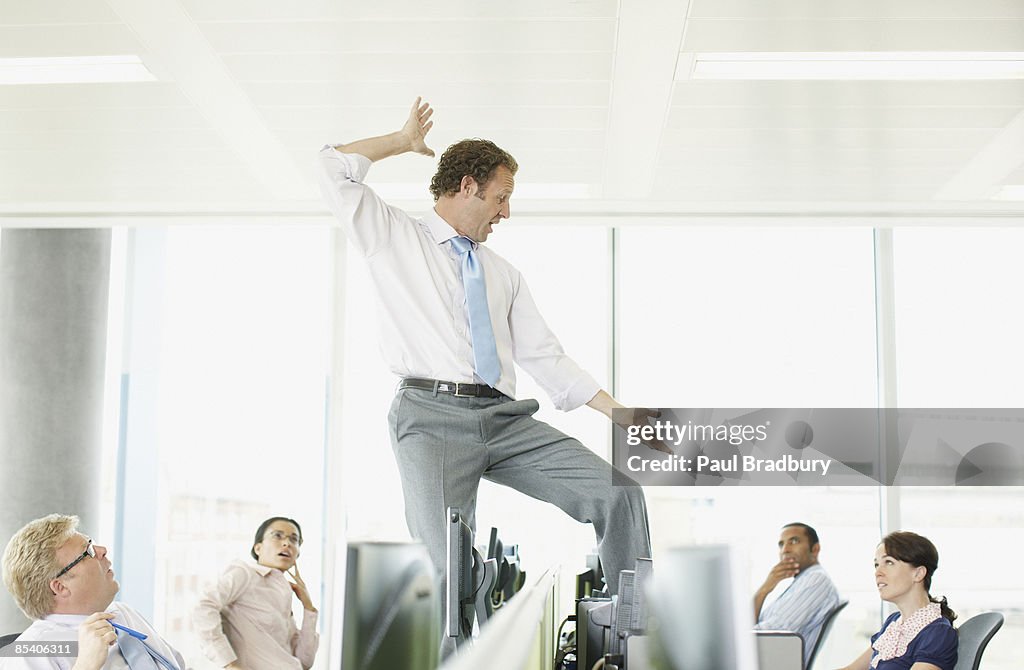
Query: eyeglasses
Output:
[[266, 530, 301, 545], [54, 539, 94, 579]]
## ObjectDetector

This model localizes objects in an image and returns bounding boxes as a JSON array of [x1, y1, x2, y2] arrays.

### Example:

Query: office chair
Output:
[[755, 630, 805, 670], [0, 632, 22, 650], [806, 600, 849, 670], [953, 611, 1004, 670]]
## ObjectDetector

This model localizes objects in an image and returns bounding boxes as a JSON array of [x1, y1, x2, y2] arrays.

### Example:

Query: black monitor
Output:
[[446, 507, 475, 644], [483, 528, 525, 612], [340, 541, 438, 670], [575, 551, 604, 600], [500, 542, 525, 601], [446, 507, 500, 646]]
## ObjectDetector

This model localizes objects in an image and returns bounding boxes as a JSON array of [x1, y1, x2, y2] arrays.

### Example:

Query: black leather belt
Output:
[[399, 377, 506, 399]]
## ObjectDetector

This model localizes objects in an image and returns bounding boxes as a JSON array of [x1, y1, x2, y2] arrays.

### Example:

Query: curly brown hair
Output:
[[429, 139, 518, 201]]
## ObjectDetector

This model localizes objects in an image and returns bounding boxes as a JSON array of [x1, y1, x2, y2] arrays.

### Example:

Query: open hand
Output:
[[286, 564, 317, 612], [761, 556, 800, 593], [402, 97, 435, 157]]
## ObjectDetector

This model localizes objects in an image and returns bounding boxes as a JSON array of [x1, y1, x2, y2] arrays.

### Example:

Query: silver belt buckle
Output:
[[453, 382, 474, 398]]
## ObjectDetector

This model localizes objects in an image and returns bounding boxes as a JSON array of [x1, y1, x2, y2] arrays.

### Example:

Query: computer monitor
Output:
[[340, 541, 438, 670], [483, 527, 526, 611], [575, 551, 604, 600], [647, 545, 758, 670], [446, 507, 476, 644], [446, 507, 501, 646], [575, 556, 651, 669], [500, 543, 525, 602]]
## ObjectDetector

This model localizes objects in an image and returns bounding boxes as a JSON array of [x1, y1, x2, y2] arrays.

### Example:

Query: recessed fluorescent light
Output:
[[0, 55, 156, 85], [681, 52, 1024, 81]]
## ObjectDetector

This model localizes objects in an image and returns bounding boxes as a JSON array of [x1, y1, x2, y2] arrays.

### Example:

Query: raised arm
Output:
[[318, 97, 437, 257], [333, 97, 435, 161]]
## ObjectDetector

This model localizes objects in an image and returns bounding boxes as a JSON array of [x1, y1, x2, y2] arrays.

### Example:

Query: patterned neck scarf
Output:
[[870, 602, 942, 667]]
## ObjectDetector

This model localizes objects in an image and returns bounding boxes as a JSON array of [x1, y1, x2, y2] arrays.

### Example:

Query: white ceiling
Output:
[[2, 0, 1024, 220]]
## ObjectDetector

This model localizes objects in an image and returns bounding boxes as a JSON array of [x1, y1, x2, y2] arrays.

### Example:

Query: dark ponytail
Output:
[[930, 594, 957, 625]]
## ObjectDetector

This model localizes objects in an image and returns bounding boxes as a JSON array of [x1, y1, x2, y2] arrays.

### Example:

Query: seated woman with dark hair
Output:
[[194, 517, 319, 670], [838, 531, 957, 670]]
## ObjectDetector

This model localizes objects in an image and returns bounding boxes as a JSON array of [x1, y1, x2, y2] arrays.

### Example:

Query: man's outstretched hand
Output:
[[588, 390, 673, 454], [402, 96, 435, 157]]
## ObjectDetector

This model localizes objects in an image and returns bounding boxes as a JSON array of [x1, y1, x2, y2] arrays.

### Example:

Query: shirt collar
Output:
[[248, 560, 275, 577], [43, 602, 121, 626], [871, 602, 942, 666], [796, 563, 822, 578], [423, 208, 476, 249], [42, 612, 90, 626]]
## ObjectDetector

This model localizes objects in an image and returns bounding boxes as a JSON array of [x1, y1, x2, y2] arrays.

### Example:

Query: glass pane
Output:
[[618, 226, 881, 668], [145, 226, 330, 668], [894, 228, 1024, 407], [894, 228, 1024, 670], [897, 487, 1024, 669]]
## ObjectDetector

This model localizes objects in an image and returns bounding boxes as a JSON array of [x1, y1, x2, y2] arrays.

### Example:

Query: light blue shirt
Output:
[[754, 563, 840, 667]]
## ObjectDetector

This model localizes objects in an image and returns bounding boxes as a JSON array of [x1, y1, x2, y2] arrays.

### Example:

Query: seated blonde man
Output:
[[1, 514, 186, 670]]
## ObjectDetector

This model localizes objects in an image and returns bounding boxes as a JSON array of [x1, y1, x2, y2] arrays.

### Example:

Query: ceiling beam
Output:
[[103, 0, 310, 200], [601, 0, 691, 199]]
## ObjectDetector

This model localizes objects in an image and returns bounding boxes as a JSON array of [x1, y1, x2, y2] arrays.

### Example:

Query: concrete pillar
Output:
[[0, 228, 111, 631]]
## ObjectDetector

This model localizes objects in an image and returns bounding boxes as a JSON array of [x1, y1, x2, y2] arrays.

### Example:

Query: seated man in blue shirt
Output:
[[753, 523, 841, 667], [1, 514, 187, 670]]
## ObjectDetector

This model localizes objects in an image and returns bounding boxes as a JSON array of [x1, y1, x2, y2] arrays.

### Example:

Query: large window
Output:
[[893, 228, 1024, 407], [616, 226, 882, 668], [117, 226, 331, 669], [893, 228, 1024, 668], [98, 220, 1023, 670]]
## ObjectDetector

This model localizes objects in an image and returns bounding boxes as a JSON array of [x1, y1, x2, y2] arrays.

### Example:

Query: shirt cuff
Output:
[[556, 375, 602, 412], [206, 640, 238, 668], [320, 146, 373, 182]]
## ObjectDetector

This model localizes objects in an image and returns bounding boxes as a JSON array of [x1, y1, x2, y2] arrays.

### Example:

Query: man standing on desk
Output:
[[318, 98, 660, 598]]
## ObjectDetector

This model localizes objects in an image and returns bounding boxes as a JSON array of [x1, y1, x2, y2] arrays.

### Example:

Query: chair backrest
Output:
[[756, 631, 804, 670], [806, 600, 849, 670], [953, 611, 1004, 670], [0, 632, 22, 650]]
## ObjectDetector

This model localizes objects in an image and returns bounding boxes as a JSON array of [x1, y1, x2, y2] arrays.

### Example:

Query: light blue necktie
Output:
[[117, 631, 177, 670], [449, 236, 501, 387]]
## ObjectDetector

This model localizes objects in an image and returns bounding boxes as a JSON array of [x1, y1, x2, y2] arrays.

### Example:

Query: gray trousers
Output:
[[387, 387, 652, 601]]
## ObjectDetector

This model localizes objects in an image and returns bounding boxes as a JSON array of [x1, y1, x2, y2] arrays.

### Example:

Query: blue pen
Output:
[[110, 621, 148, 640]]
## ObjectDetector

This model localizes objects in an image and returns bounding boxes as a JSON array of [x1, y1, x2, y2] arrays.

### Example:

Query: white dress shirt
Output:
[[0, 602, 186, 670], [193, 560, 318, 670], [318, 147, 600, 410]]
